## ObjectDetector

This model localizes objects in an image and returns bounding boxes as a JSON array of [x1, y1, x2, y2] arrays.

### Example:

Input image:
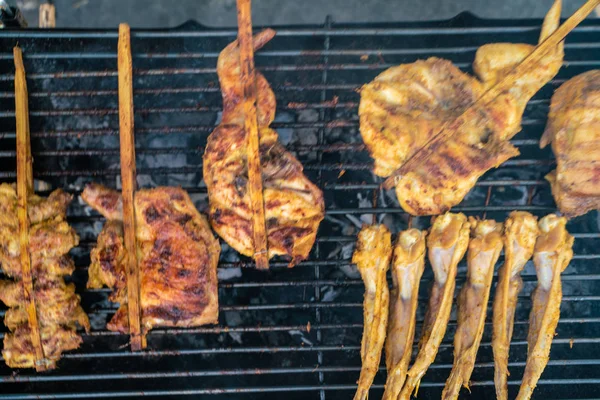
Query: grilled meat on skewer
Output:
[[82, 183, 220, 336], [359, 0, 563, 215], [492, 212, 539, 400], [352, 225, 392, 400], [399, 213, 470, 399], [382, 229, 427, 400], [541, 70, 600, 217], [442, 219, 503, 400], [203, 29, 324, 267], [516, 214, 573, 400]]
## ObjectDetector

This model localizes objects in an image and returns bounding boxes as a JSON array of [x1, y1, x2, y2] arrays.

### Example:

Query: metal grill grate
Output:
[[0, 13, 600, 399]]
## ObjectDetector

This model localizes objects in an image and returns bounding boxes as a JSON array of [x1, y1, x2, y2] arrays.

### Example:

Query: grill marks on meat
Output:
[[203, 30, 324, 266], [82, 183, 220, 336], [359, 0, 563, 216], [0, 183, 88, 369], [541, 70, 600, 217]]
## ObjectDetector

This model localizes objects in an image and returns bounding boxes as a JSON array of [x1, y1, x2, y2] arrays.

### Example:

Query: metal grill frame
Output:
[[0, 13, 599, 399]]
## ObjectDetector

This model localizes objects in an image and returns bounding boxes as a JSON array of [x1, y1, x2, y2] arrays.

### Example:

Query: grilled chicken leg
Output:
[[492, 212, 539, 400], [382, 229, 427, 400], [442, 218, 504, 400], [516, 214, 573, 400], [352, 225, 392, 400], [399, 213, 470, 400]]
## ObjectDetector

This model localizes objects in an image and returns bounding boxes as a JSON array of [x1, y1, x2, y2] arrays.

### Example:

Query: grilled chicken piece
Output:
[[82, 183, 220, 336], [203, 30, 324, 267], [541, 70, 600, 217], [442, 219, 503, 399], [516, 214, 573, 400], [492, 212, 539, 400], [0, 184, 87, 369], [382, 229, 427, 400], [352, 225, 392, 400], [359, 0, 563, 216], [399, 213, 470, 399]]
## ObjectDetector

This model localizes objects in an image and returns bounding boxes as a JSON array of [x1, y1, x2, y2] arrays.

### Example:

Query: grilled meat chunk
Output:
[[0, 183, 87, 369], [492, 212, 539, 400], [203, 29, 324, 266], [359, 0, 563, 215], [399, 213, 470, 399], [82, 183, 221, 336], [517, 214, 573, 400], [442, 219, 503, 400], [541, 70, 600, 217], [352, 224, 392, 400]]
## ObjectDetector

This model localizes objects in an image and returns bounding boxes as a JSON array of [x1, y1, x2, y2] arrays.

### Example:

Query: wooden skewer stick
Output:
[[118, 23, 145, 351], [236, 0, 269, 270], [14, 46, 48, 372], [382, 0, 600, 190]]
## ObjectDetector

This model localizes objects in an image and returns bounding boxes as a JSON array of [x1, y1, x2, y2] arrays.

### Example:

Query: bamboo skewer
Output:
[[14, 46, 48, 372], [236, 0, 269, 270], [118, 23, 145, 351], [382, 0, 600, 190]]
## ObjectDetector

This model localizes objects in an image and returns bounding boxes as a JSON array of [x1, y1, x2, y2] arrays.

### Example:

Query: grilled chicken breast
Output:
[[399, 213, 470, 399], [442, 218, 503, 400], [352, 225, 392, 400], [516, 214, 573, 400], [492, 212, 539, 400], [0, 183, 88, 369], [383, 229, 427, 400], [541, 70, 600, 217], [203, 29, 324, 266], [359, 0, 563, 215], [82, 183, 220, 336]]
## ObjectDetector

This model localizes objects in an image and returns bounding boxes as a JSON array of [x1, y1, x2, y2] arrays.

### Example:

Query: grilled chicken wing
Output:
[[442, 219, 503, 400], [492, 212, 539, 400], [352, 225, 392, 400], [541, 70, 600, 217], [82, 183, 220, 336], [203, 30, 324, 267], [516, 214, 573, 400], [399, 213, 470, 399], [383, 229, 427, 400], [359, 0, 563, 215], [0, 183, 87, 369]]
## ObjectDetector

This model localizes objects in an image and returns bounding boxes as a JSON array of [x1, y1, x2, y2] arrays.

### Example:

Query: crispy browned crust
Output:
[[82, 184, 221, 334], [542, 70, 600, 217], [203, 30, 324, 266]]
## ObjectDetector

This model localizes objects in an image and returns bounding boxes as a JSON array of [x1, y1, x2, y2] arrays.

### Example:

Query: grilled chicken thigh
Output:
[[383, 229, 427, 400], [399, 213, 470, 399], [203, 30, 324, 266], [492, 212, 539, 400], [352, 225, 392, 400], [517, 214, 573, 400], [442, 219, 503, 400], [359, 0, 563, 215], [541, 70, 600, 217], [82, 183, 220, 336], [0, 183, 88, 369]]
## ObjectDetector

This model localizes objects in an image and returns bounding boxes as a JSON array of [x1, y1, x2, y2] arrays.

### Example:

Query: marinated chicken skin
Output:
[[383, 229, 427, 400], [492, 212, 539, 400], [541, 70, 600, 217], [203, 30, 324, 266], [82, 183, 220, 336], [516, 214, 573, 400], [352, 225, 392, 400], [359, 0, 563, 215], [0, 183, 88, 369], [399, 213, 470, 399], [442, 219, 503, 400]]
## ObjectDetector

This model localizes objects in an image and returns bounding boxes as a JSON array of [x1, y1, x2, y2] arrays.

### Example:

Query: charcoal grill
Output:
[[0, 13, 599, 400]]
